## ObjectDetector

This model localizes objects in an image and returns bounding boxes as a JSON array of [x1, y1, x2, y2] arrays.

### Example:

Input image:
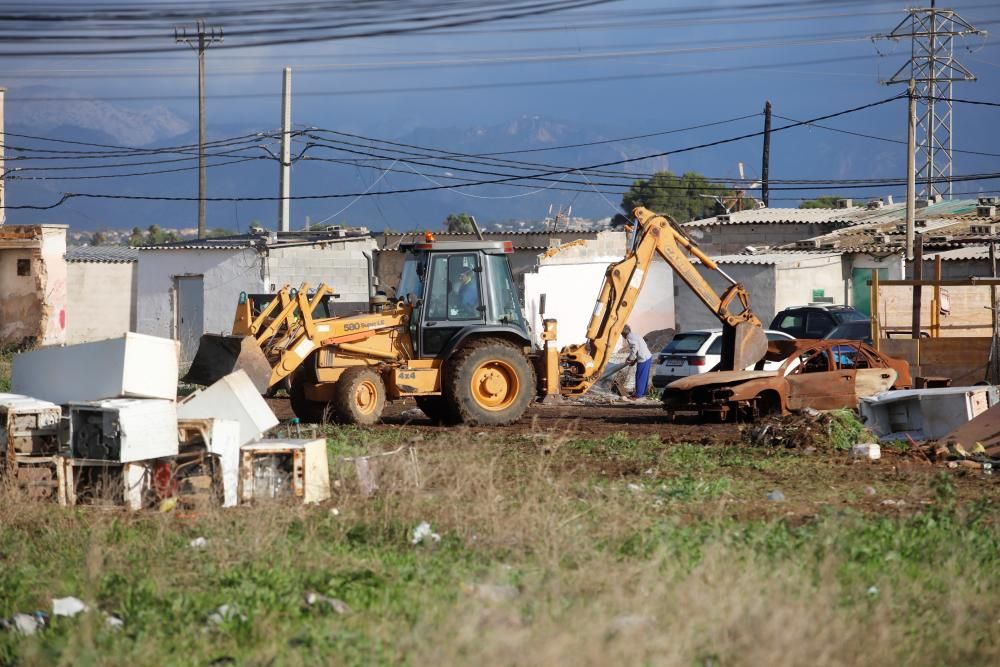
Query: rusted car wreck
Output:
[[662, 339, 911, 421]]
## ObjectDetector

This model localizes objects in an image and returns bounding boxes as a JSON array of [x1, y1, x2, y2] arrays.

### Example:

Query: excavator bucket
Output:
[[728, 322, 769, 371], [181, 334, 273, 393]]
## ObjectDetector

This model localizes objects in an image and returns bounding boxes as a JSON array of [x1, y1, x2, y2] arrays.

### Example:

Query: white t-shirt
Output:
[[624, 330, 652, 363]]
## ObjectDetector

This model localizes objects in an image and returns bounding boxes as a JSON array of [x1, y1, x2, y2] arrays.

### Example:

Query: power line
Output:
[[772, 113, 1000, 159], [0, 94, 921, 209], [3, 54, 882, 103], [0, 0, 617, 57]]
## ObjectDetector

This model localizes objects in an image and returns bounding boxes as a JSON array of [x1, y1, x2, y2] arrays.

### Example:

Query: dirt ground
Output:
[[265, 396, 998, 522], [267, 396, 743, 441]]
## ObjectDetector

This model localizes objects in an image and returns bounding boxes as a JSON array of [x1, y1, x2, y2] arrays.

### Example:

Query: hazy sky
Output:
[[3, 0, 999, 226]]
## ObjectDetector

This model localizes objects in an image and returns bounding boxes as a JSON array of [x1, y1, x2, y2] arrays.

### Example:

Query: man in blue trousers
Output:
[[622, 324, 653, 399]]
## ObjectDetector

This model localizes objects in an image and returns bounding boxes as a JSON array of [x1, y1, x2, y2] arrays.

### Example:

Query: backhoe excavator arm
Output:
[[558, 206, 767, 395]]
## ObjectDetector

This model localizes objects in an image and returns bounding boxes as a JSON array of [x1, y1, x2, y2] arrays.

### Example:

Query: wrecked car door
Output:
[[835, 342, 897, 398], [783, 347, 855, 410]]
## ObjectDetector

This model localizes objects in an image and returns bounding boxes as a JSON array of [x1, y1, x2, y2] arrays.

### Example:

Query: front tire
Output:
[[331, 367, 386, 426], [444, 339, 535, 426], [289, 368, 328, 424]]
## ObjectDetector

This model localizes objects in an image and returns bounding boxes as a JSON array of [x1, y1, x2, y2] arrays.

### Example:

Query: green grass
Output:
[[1, 428, 996, 666]]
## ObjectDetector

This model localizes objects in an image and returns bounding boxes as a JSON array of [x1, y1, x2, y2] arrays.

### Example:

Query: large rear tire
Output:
[[444, 339, 535, 426], [331, 367, 386, 426]]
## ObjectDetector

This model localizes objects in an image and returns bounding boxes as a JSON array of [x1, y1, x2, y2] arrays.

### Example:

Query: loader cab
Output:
[[398, 239, 529, 358]]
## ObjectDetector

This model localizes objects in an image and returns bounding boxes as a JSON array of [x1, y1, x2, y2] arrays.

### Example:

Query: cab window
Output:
[[426, 253, 482, 322], [485, 254, 524, 326]]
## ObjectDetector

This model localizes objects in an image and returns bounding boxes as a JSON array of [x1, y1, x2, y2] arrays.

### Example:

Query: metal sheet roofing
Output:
[[924, 246, 991, 261], [701, 251, 841, 265], [682, 198, 988, 229], [64, 246, 139, 263]]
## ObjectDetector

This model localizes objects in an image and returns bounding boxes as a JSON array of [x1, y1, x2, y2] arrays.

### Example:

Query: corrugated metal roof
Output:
[[683, 198, 989, 229], [138, 228, 372, 251], [137, 239, 256, 251], [924, 246, 991, 261], [64, 246, 139, 263], [701, 251, 841, 265]]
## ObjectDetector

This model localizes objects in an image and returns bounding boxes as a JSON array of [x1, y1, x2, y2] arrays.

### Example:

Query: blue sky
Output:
[[3, 0, 999, 227]]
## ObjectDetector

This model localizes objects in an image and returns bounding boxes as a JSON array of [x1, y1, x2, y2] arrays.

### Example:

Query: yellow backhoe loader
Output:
[[185, 207, 767, 426]]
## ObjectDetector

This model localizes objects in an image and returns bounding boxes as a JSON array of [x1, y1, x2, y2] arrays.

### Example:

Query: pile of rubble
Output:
[[0, 333, 331, 510]]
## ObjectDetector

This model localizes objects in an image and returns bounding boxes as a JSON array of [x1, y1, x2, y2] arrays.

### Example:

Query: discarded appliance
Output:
[[63, 398, 179, 462], [163, 418, 242, 508], [239, 438, 330, 504], [11, 333, 179, 404], [55, 455, 150, 510], [859, 386, 999, 441], [1, 394, 61, 457], [1, 394, 64, 501], [177, 370, 278, 446]]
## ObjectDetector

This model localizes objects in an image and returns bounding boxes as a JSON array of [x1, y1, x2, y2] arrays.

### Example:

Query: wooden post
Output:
[[871, 269, 881, 352], [912, 235, 923, 339], [931, 255, 942, 337]]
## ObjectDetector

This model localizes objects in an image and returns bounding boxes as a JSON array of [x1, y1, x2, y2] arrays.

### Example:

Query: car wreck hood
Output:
[[667, 370, 778, 390]]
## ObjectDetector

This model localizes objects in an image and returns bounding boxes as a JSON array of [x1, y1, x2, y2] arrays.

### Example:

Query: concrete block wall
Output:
[[266, 240, 377, 304], [684, 223, 839, 255], [66, 262, 137, 344], [674, 264, 777, 333]]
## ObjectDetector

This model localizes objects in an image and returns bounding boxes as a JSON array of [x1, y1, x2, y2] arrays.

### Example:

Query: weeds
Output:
[[828, 409, 872, 450], [0, 427, 996, 666]]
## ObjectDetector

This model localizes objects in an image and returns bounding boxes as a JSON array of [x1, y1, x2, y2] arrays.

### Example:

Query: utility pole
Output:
[[761, 100, 771, 208], [278, 67, 292, 233], [875, 2, 985, 199], [0, 87, 6, 225], [175, 21, 223, 238], [906, 79, 916, 262]]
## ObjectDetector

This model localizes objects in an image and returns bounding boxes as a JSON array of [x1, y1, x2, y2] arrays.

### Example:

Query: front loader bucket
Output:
[[720, 323, 769, 371], [181, 334, 273, 394]]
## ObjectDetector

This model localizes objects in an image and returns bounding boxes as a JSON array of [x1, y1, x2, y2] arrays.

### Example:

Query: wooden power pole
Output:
[[176, 21, 223, 239], [761, 100, 771, 207]]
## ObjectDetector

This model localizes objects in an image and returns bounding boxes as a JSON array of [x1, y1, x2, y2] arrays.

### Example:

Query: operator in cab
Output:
[[450, 266, 480, 319], [621, 324, 653, 399]]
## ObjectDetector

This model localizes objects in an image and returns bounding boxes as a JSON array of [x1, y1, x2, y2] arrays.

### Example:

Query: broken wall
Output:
[[66, 261, 137, 344], [0, 225, 67, 347]]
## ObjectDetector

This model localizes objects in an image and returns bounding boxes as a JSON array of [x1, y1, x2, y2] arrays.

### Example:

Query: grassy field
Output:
[[1, 421, 997, 666]]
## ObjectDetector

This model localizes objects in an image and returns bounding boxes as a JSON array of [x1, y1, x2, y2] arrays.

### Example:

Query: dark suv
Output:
[[769, 304, 867, 339]]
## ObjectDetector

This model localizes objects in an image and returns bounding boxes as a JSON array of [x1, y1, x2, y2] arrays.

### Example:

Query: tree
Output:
[[444, 213, 476, 234], [799, 196, 844, 209], [620, 171, 730, 223], [205, 228, 233, 238], [90, 231, 107, 246], [127, 227, 145, 247]]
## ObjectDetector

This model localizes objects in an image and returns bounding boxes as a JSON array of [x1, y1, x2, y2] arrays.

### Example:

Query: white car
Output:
[[651, 328, 795, 387]]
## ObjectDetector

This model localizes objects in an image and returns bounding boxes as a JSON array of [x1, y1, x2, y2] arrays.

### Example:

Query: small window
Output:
[[16, 259, 31, 276], [664, 332, 711, 354], [804, 312, 833, 337]]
